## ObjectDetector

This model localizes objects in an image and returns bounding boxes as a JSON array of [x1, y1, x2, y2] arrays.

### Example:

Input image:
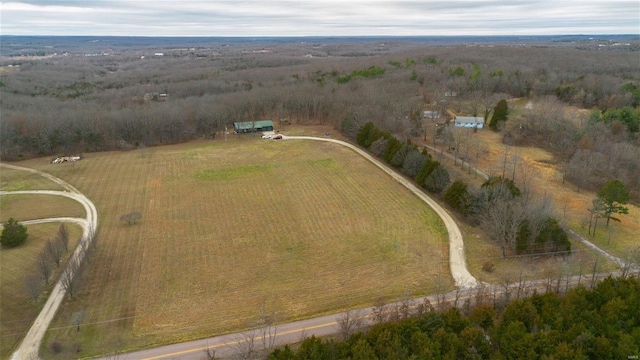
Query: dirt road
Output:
[[1, 163, 98, 360]]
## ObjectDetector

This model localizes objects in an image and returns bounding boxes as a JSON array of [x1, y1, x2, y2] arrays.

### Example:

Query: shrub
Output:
[[424, 166, 450, 194], [444, 180, 471, 215], [49, 341, 63, 354], [482, 262, 495, 273]]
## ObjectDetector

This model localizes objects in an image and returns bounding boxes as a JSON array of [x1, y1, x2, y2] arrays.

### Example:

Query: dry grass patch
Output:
[[0, 194, 85, 223], [466, 128, 639, 260], [24, 136, 451, 358], [0, 222, 82, 357]]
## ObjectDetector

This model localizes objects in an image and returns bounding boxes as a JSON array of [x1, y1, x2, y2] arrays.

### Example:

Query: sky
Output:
[[1, 0, 639, 37]]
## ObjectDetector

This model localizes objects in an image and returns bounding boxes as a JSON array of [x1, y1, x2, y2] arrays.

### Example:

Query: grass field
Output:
[[0, 223, 82, 357], [0, 168, 66, 192], [9, 133, 451, 358], [0, 194, 86, 223]]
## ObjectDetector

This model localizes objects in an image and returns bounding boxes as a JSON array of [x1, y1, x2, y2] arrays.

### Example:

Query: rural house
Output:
[[233, 120, 274, 133], [453, 116, 484, 129], [423, 110, 442, 119]]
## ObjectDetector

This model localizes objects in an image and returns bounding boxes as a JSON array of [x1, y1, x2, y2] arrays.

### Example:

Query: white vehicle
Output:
[[261, 134, 272, 139]]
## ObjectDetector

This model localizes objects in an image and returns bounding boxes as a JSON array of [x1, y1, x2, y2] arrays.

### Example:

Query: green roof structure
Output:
[[233, 120, 274, 133]]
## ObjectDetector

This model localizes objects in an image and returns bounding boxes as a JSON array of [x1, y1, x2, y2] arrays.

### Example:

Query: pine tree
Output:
[[1, 218, 28, 248], [489, 99, 509, 131]]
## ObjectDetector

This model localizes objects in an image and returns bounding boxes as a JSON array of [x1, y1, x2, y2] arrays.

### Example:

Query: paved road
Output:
[[1, 163, 99, 360], [104, 270, 640, 360]]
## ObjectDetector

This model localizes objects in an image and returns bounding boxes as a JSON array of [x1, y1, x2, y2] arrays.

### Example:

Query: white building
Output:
[[454, 116, 484, 129]]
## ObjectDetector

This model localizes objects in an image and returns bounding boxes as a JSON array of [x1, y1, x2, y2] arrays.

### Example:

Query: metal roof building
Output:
[[233, 120, 274, 133]]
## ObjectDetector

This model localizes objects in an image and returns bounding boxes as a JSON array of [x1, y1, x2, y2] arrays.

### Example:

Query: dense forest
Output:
[[267, 276, 640, 359], [1, 37, 639, 199]]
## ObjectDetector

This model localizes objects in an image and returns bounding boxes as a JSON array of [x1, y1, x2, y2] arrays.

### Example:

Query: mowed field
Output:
[[13, 135, 450, 357]]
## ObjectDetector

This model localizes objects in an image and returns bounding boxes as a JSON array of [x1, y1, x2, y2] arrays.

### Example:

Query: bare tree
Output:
[[56, 223, 70, 252], [399, 294, 413, 319], [256, 303, 278, 351], [588, 198, 605, 236], [621, 247, 640, 278], [451, 127, 465, 166], [60, 257, 82, 299], [46, 238, 64, 267], [232, 328, 257, 360], [500, 274, 513, 304], [202, 344, 219, 360], [481, 198, 527, 258], [23, 273, 43, 302], [69, 309, 85, 332], [336, 308, 364, 341], [38, 249, 53, 284], [371, 297, 387, 324]]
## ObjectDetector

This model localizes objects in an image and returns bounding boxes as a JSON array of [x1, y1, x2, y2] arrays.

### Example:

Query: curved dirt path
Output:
[[1, 163, 98, 360], [282, 136, 478, 288]]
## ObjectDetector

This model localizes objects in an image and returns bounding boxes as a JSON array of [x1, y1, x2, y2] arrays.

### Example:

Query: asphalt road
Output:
[[103, 271, 640, 360]]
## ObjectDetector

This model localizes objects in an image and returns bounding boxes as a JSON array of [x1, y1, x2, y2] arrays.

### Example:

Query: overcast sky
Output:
[[1, 1, 638, 37]]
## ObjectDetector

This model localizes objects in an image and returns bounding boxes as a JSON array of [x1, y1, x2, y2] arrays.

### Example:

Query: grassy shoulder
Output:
[[26, 129, 452, 358]]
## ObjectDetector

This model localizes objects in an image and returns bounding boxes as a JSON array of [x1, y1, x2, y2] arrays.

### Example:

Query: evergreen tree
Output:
[[444, 180, 471, 215], [489, 99, 509, 130], [596, 179, 630, 227], [1, 218, 28, 248]]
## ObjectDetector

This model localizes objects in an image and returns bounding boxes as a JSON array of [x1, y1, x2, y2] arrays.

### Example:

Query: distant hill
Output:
[[1, 34, 637, 57]]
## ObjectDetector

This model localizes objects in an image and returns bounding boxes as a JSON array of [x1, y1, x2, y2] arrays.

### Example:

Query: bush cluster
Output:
[[357, 122, 450, 195]]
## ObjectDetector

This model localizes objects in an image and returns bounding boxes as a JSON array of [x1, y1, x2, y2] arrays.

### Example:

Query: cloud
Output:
[[1, 0, 638, 36]]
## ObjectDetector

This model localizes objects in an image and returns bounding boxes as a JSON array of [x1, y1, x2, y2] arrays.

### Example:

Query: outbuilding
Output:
[[233, 120, 274, 133]]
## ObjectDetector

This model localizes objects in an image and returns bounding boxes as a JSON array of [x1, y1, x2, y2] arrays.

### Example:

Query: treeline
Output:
[[356, 122, 570, 258], [511, 97, 640, 201], [268, 276, 640, 359], [356, 122, 450, 194], [1, 43, 639, 197]]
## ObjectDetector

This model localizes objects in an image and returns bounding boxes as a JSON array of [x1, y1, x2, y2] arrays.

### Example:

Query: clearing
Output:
[[11, 134, 451, 358]]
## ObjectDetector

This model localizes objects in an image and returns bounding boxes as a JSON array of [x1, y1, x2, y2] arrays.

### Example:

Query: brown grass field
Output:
[[6, 131, 451, 358], [0, 168, 67, 192], [0, 194, 86, 223], [0, 223, 82, 357], [3, 117, 635, 358]]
